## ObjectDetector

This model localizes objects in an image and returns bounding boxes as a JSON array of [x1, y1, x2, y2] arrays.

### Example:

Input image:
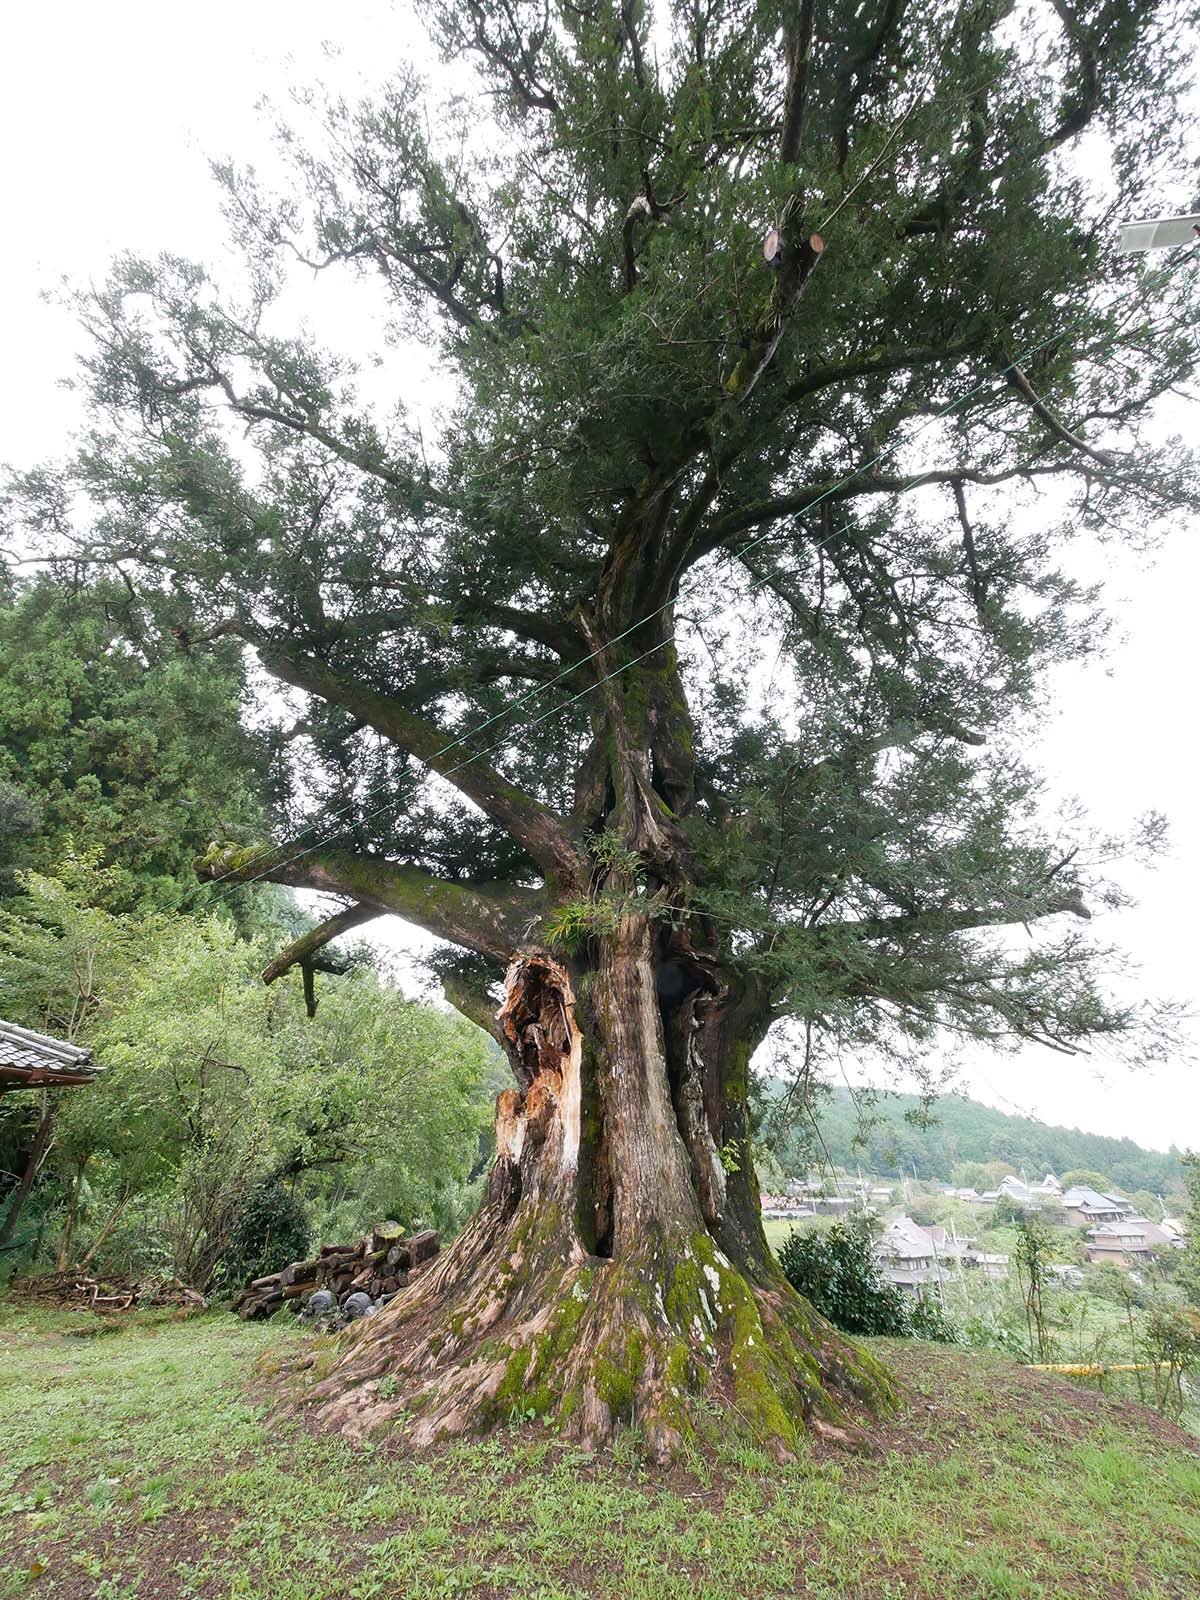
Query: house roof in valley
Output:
[[0, 1019, 103, 1092], [1062, 1186, 1131, 1212], [878, 1217, 941, 1260]]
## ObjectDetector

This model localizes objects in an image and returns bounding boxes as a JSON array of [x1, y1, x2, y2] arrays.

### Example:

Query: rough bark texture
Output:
[[276, 942, 895, 1461]]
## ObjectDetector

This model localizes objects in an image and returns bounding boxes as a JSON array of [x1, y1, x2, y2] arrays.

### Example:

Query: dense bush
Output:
[[0, 862, 496, 1287], [779, 1222, 911, 1336], [907, 1293, 960, 1344], [218, 1182, 311, 1292], [780, 1221, 961, 1343]]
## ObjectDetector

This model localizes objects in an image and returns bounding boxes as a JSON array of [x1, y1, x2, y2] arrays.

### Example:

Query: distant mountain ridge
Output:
[[792, 1086, 1185, 1194]]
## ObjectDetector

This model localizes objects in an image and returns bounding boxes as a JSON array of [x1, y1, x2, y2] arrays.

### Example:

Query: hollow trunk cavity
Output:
[[279, 936, 895, 1461]]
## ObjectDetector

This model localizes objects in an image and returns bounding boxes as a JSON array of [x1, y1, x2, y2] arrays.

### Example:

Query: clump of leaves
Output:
[[1140, 1303, 1200, 1419], [542, 894, 625, 954], [780, 1221, 960, 1342], [585, 827, 643, 881], [217, 1180, 311, 1292], [907, 1293, 960, 1344], [778, 1221, 910, 1337]]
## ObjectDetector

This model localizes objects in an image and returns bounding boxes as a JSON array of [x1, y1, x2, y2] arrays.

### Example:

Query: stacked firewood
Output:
[[230, 1221, 439, 1321]]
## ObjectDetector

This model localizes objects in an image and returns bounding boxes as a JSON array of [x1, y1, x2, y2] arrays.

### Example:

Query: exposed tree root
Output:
[[275, 1213, 894, 1462], [269, 947, 897, 1462]]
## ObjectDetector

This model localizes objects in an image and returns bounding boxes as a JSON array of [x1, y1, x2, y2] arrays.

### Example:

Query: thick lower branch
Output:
[[216, 624, 585, 884], [195, 844, 543, 962]]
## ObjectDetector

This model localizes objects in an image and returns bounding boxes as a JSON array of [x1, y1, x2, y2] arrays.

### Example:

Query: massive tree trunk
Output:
[[282, 925, 895, 1461]]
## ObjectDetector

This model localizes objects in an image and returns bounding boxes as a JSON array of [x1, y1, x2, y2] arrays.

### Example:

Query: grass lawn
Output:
[[2, 1300, 1199, 1600], [760, 1217, 800, 1254]]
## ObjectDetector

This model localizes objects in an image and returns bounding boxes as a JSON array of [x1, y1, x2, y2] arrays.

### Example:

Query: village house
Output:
[[952, 1187, 990, 1205], [875, 1216, 947, 1302], [998, 1174, 1033, 1204], [991, 1173, 1064, 1210], [1062, 1186, 1134, 1226], [0, 1019, 106, 1250], [759, 1193, 816, 1221], [1085, 1216, 1177, 1267], [963, 1250, 1010, 1280], [1135, 1219, 1180, 1251], [1085, 1221, 1153, 1267], [0, 1019, 102, 1092]]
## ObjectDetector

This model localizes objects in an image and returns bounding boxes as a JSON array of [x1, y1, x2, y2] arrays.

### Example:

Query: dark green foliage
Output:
[[907, 1294, 960, 1345], [0, 570, 276, 911], [1140, 1303, 1200, 1419], [993, 1194, 1029, 1225], [1013, 1215, 1055, 1361], [219, 1182, 311, 1290], [0, 780, 38, 894], [1091, 1261, 1151, 1310], [0, 865, 493, 1285], [778, 1221, 910, 1337]]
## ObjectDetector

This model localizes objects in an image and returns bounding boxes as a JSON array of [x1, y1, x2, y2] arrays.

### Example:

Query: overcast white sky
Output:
[[1, 2, 1196, 1153]]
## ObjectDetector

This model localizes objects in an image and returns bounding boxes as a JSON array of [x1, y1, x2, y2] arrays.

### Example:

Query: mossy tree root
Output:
[[279, 1218, 895, 1462], [272, 945, 897, 1461]]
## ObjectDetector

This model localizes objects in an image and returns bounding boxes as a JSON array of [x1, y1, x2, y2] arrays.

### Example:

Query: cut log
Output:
[[396, 1230, 438, 1269], [281, 1260, 318, 1287], [233, 1230, 435, 1327], [372, 1220, 405, 1253]]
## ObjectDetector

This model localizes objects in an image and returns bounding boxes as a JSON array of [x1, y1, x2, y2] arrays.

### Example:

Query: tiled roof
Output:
[[0, 1019, 102, 1091], [878, 1216, 940, 1260], [1062, 1186, 1130, 1211]]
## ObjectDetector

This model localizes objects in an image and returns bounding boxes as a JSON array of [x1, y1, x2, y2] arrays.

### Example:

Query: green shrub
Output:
[[778, 1221, 911, 1336], [217, 1181, 310, 1292], [907, 1293, 960, 1344]]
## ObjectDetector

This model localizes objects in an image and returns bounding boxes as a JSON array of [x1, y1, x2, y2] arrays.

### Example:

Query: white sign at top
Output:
[[1116, 214, 1200, 253]]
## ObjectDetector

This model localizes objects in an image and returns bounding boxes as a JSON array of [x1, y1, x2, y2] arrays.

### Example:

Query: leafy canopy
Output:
[[5, 0, 1199, 1076], [0, 568, 275, 911]]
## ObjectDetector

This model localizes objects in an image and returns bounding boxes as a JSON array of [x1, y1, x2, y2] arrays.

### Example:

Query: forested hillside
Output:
[[778, 1086, 1185, 1194]]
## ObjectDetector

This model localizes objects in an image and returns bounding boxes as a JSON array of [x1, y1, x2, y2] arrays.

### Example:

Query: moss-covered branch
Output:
[[195, 842, 544, 962], [260, 901, 382, 985]]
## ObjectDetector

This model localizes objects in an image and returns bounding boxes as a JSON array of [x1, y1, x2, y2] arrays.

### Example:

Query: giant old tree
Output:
[[11, 0, 1199, 1456]]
